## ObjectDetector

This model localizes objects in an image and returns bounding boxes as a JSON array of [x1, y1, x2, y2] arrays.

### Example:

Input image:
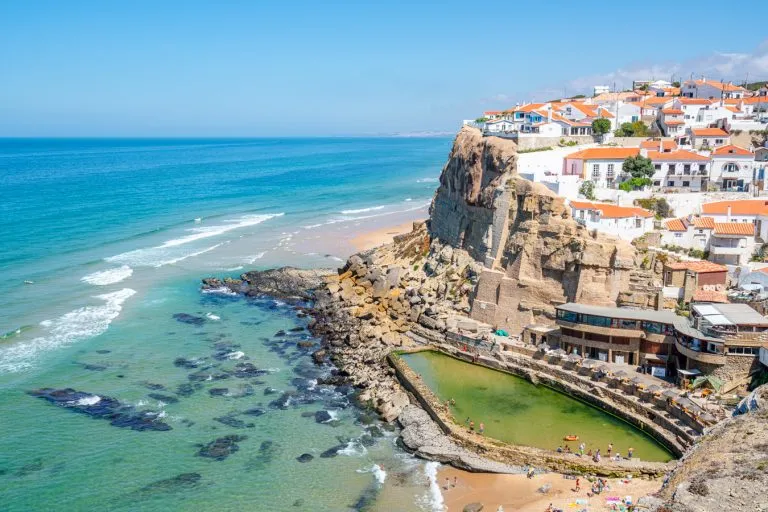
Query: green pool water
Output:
[[400, 351, 674, 463]]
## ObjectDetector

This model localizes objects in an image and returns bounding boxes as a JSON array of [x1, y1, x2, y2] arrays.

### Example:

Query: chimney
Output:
[[727, 205, 732, 221], [659, 139, 663, 152]]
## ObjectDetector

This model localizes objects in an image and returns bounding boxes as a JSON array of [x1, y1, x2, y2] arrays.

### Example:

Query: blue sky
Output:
[[1, 1, 767, 136]]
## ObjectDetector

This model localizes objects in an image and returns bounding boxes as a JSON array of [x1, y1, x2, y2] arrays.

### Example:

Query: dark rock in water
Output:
[[116, 374, 125, 378], [245, 440, 280, 472], [312, 349, 328, 364], [139, 472, 202, 493], [289, 326, 305, 332], [297, 341, 314, 349], [232, 362, 267, 378], [242, 408, 266, 417], [274, 330, 286, 337], [360, 434, 375, 447], [352, 483, 382, 512], [268, 392, 294, 409], [208, 388, 229, 397], [314, 410, 334, 423], [228, 384, 255, 398], [214, 415, 253, 429], [173, 313, 206, 326], [366, 426, 384, 438], [148, 393, 179, 404], [81, 363, 107, 371], [173, 357, 200, 369], [319, 444, 345, 458], [28, 388, 171, 432], [292, 377, 315, 391], [15, 459, 43, 477], [198, 435, 247, 460], [293, 499, 304, 507], [296, 453, 314, 463], [176, 383, 197, 397], [300, 411, 315, 418], [264, 387, 279, 396], [95, 349, 111, 354], [212, 342, 243, 361], [144, 382, 165, 391]]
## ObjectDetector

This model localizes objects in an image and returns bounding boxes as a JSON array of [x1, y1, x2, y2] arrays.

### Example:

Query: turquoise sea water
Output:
[[0, 138, 452, 511]]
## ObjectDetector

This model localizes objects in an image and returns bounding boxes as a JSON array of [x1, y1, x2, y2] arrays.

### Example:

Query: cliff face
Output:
[[429, 127, 661, 333]]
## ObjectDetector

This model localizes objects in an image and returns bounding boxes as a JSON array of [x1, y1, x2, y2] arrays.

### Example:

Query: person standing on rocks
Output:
[[607, 442, 613, 456], [478, 422, 485, 435], [469, 420, 475, 431]]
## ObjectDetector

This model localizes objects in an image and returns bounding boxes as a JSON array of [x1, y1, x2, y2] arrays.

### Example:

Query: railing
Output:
[[674, 339, 726, 365], [709, 245, 745, 255]]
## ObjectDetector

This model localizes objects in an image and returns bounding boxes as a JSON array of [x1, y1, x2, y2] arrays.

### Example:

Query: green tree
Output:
[[615, 121, 649, 137], [622, 155, 655, 179], [591, 118, 612, 136], [475, 117, 489, 123], [672, 81, 681, 88], [619, 177, 652, 191], [579, 180, 596, 200]]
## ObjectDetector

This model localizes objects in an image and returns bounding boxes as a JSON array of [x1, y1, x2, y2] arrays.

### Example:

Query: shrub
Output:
[[518, 146, 553, 154], [591, 118, 612, 136], [579, 180, 596, 200], [688, 479, 709, 497]]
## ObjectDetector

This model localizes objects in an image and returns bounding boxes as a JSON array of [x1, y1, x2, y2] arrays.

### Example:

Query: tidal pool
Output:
[[401, 351, 674, 462]]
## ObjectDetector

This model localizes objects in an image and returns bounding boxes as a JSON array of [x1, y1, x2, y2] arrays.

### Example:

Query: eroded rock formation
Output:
[[430, 127, 662, 333]]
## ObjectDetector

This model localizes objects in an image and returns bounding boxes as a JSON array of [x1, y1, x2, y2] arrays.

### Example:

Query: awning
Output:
[[677, 368, 702, 377]]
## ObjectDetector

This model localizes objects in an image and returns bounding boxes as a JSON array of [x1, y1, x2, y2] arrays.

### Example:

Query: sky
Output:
[[1, 0, 768, 137]]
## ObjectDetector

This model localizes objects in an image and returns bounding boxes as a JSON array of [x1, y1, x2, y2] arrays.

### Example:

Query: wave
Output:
[[1, 325, 33, 340], [356, 464, 387, 485], [0, 288, 136, 373], [81, 265, 133, 286], [107, 242, 226, 268], [205, 312, 221, 321], [244, 252, 265, 264], [201, 286, 238, 296], [337, 439, 367, 457], [160, 213, 283, 248], [417, 177, 439, 183], [303, 200, 430, 230], [341, 205, 385, 214], [421, 461, 445, 512]]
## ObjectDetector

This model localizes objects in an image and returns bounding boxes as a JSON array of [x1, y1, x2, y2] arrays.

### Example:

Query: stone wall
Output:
[[512, 135, 595, 151]]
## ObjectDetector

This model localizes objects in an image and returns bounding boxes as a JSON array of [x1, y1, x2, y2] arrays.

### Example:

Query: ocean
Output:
[[0, 137, 452, 511]]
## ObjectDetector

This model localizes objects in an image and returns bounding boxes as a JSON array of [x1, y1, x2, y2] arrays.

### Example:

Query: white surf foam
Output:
[[244, 252, 265, 264], [338, 440, 367, 457], [205, 312, 221, 321], [201, 286, 238, 296], [108, 242, 225, 268], [81, 265, 133, 286], [226, 351, 245, 360], [73, 395, 102, 406], [422, 461, 445, 512], [356, 464, 387, 485], [160, 213, 284, 248], [341, 205, 385, 214], [221, 266, 244, 271], [0, 288, 136, 373], [417, 177, 439, 183]]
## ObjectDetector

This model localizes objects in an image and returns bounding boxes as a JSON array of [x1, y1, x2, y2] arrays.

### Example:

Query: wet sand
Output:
[[350, 220, 425, 252], [439, 466, 661, 512]]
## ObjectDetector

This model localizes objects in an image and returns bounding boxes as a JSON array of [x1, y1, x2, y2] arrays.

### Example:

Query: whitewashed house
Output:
[[690, 128, 730, 149], [661, 216, 715, 251], [709, 145, 756, 192], [709, 222, 757, 266], [673, 98, 714, 127], [659, 108, 686, 136], [484, 119, 517, 134], [701, 200, 768, 241], [682, 79, 748, 100], [562, 147, 640, 188], [647, 149, 710, 191], [569, 200, 654, 241]]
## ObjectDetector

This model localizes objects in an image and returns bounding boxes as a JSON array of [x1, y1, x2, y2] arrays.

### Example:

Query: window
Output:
[[617, 319, 638, 330], [668, 181, 674, 186], [592, 164, 600, 178], [654, 164, 661, 170], [642, 322, 664, 334], [724, 163, 739, 172], [699, 164, 706, 171], [571, 162, 576, 174], [582, 314, 611, 328], [727, 346, 759, 355], [635, 218, 642, 228], [682, 181, 690, 187], [557, 310, 578, 323], [702, 138, 709, 146], [653, 181, 661, 186], [607, 164, 615, 179], [683, 164, 691, 173], [667, 164, 675, 173], [715, 139, 723, 145], [675, 232, 682, 238]]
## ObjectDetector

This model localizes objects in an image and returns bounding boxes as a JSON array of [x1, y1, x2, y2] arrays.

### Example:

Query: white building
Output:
[[661, 216, 714, 250], [484, 119, 517, 134], [690, 128, 730, 149], [659, 108, 686, 136], [701, 200, 768, 241], [673, 98, 714, 126], [709, 222, 757, 266], [563, 147, 640, 188], [709, 145, 757, 192], [682, 79, 748, 100], [594, 85, 610, 96], [569, 200, 654, 240], [648, 149, 710, 191]]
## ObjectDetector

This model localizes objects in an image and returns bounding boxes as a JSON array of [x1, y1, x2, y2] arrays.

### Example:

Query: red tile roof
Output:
[[678, 98, 714, 105], [713, 222, 756, 235], [664, 120, 686, 126], [711, 144, 754, 156], [664, 260, 728, 273], [693, 217, 715, 229], [647, 150, 709, 161], [569, 201, 653, 219], [691, 128, 728, 137], [565, 147, 640, 160], [692, 290, 729, 303], [689, 79, 745, 92], [664, 218, 687, 232], [702, 200, 768, 216], [662, 108, 684, 115]]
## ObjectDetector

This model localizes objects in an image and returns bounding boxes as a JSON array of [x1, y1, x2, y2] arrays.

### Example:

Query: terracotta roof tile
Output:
[[702, 200, 768, 216], [711, 144, 754, 156], [664, 120, 686, 126], [713, 222, 756, 235], [691, 128, 729, 137], [640, 139, 678, 150], [693, 217, 715, 229], [678, 98, 714, 105], [664, 218, 687, 232], [692, 290, 729, 303], [664, 260, 728, 273], [565, 147, 640, 160], [569, 201, 653, 219], [647, 150, 709, 161], [662, 108, 684, 114]]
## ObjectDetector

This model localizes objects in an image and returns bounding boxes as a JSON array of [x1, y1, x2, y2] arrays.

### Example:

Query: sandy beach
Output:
[[350, 220, 425, 252], [438, 466, 661, 512]]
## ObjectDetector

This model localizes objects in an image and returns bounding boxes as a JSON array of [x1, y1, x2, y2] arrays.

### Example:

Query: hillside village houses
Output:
[[467, 77, 768, 390]]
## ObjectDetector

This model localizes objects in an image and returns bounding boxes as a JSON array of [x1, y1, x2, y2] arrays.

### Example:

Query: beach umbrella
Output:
[[662, 389, 679, 398], [566, 353, 582, 363], [581, 359, 599, 368], [614, 370, 629, 379], [646, 384, 663, 394]]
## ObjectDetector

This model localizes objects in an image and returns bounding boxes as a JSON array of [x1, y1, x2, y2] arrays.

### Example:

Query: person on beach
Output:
[[450, 398, 456, 406], [469, 420, 475, 431], [452, 476, 457, 488], [578, 442, 585, 456], [607, 442, 613, 456], [443, 477, 450, 490], [628, 447, 634, 459], [465, 417, 470, 426], [478, 422, 485, 435], [587, 448, 592, 457], [556, 445, 563, 453], [527, 467, 535, 479], [575, 478, 580, 492]]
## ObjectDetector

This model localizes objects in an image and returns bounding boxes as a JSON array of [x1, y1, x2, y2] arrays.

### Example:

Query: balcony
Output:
[[675, 339, 726, 365], [709, 245, 745, 255]]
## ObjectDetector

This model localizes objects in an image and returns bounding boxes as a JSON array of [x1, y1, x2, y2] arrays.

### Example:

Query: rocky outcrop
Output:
[[429, 127, 661, 333], [638, 384, 768, 512]]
